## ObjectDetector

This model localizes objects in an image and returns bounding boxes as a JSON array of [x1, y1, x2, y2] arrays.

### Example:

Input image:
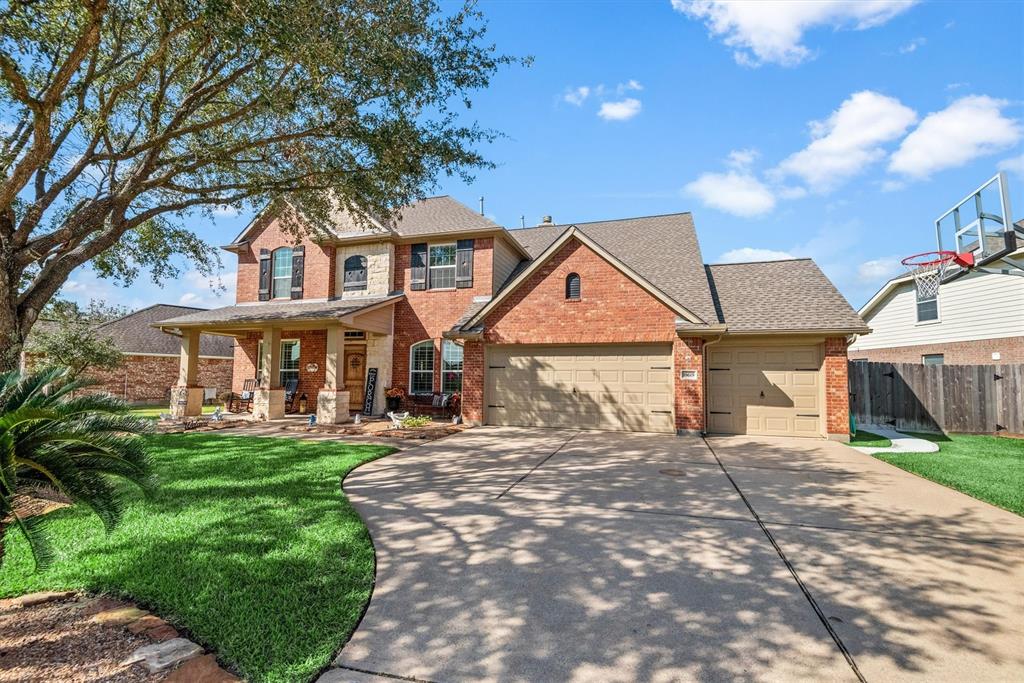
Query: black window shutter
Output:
[[290, 245, 305, 300], [258, 249, 271, 301], [456, 239, 474, 288], [410, 243, 427, 291]]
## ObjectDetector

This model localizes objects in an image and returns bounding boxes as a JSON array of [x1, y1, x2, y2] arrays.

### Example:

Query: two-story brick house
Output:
[[156, 196, 868, 440]]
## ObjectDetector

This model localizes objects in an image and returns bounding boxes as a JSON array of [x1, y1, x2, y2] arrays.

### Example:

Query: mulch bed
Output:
[[0, 594, 163, 683], [278, 420, 470, 440]]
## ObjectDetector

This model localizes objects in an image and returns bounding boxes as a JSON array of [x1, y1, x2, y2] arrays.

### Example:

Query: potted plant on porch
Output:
[[385, 386, 405, 412]]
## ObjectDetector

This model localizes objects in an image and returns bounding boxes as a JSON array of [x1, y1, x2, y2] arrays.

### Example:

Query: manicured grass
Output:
[[128, 404, 218, 418], [850, 429, 892, 448], [871, 432, 1024, 516], [0, 434, 393, 682]]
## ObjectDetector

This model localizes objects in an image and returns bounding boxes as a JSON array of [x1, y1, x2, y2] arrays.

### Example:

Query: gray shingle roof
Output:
[[390, 196, 498, 236], [96, 305, 235, 356], [705, 259, 868, 333], [154, 295, 402, 327], [508, 213, 719, 324]]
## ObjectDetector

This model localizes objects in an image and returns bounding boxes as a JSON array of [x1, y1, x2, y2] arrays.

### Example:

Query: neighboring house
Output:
[[849, 230, 1024, 365], [155, 196, 868, 440], [27, 305, 235, 403]]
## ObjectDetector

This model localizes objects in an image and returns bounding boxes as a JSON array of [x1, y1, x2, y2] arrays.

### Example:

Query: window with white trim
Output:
[[428, 243, 456, 289], [916, 295, 938, 322], [256, 340, 301, 385], [409, 340, 434, 394], [272, 247, 293, 299], [441, 340, 463, 393]]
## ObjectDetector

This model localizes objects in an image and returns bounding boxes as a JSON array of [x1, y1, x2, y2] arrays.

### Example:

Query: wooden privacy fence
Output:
[[848, 361, 1024, 434]]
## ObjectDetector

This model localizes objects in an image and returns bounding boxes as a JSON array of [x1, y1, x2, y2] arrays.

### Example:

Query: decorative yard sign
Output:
[[363, 367, 378, 415]]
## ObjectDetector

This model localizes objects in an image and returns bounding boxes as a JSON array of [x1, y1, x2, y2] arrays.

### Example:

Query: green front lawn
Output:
[[850, 429, 892, 448], [871, 432, 1024, 516], [1, 434, 393, 682]]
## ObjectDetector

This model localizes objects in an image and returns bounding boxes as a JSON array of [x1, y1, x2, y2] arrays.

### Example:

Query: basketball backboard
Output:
[[934, 172, 1014, 260]]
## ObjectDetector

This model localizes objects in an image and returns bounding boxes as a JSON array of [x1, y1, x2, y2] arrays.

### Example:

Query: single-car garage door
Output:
[[706, 344, 823, 437], [486, 344, 675, 433]]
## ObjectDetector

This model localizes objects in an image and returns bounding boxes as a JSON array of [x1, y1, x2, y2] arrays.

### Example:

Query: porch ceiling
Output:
[[152, 294, 403, 335]]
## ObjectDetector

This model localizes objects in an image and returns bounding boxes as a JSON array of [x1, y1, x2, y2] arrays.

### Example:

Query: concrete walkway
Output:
[[851, 424, 940, 455], [324, 427, 1024, 683]]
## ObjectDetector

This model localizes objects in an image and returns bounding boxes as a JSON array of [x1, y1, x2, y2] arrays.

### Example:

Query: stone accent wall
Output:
[[81, 355, 233, 404], [461, 237, 702, 432], [334, 241, 395, 300], [824, 337, 850, 438], [392, 237, 494, 395], [848, 336, 1024, 365], [235, 213, 335, 302]]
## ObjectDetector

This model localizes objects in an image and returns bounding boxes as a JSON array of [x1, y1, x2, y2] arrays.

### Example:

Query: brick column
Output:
[[824, 337, 850, 441], [461, 340, 484, 425], [674, 336, 704, 434]]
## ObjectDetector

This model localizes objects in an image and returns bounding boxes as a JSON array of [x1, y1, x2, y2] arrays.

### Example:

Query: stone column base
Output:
[[317, 389, 352, 424], [253, 388, 285, 421], [169, 386, 204, 418]]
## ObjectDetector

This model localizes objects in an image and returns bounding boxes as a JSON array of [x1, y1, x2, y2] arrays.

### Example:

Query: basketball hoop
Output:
[[901, 250, 974, 300]]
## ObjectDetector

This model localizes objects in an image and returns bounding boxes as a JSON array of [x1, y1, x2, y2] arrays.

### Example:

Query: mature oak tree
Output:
[[0, 0, 520, 369]]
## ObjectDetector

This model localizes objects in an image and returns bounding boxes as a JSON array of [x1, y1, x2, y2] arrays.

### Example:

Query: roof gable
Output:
[[507, 212, 718, 323], [460, 226, 704, 331], [97, 304, 235, 356]]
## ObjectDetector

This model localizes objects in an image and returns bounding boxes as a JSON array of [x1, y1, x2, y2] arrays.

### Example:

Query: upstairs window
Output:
[[272, 247, 293, 299], [409, 340, 434, 394], [429, 244, 456, 289], [916, 295, 938, 323], [565, 272, 581, 300], [344, 255, 368, 291]]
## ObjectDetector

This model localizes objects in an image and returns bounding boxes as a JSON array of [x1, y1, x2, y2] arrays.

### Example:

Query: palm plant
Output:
[[0, 367, 154, 569]]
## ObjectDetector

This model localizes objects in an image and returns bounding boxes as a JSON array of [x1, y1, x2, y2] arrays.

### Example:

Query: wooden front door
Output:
[[344, 346, 367, 410]]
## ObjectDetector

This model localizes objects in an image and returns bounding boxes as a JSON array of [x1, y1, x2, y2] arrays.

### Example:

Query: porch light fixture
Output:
[[299, 393, 308, 414]]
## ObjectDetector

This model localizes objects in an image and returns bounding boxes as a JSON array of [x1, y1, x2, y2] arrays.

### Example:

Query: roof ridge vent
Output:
[[537, 215, 554, 226]]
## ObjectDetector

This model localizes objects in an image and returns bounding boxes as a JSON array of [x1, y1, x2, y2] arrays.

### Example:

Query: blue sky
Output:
[[63, 0, 1024, 311]]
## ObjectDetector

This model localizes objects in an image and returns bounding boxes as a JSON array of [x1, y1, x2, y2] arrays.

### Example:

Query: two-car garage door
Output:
[[485, 345, 675, 433], [706, 344, 823, 437]]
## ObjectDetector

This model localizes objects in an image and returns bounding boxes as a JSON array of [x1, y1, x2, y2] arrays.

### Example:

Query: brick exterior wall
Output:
[[83, 355, 233, 404], [392, 237, 494, 396], [235, 213, 335, 303], [848, 336, 1024, 365], [824, 337, 849, 438], [458, 237, 703, 432], [234, 330, 327, 408]]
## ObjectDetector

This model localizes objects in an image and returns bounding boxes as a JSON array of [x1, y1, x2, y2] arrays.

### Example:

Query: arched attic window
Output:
[[565, 272, 581, 300], [344, 255, 368, 291]]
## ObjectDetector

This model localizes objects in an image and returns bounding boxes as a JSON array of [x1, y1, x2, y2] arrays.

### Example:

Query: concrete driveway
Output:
[[324, 427, 1024, 683]]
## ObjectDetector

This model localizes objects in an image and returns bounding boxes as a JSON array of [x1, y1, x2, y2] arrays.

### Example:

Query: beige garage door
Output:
[[486, 345, 675, 433], [706, 344, 823, 437]]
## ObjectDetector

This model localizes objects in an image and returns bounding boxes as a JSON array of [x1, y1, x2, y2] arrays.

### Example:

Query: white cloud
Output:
[[857, 256, 904, 283], [897, 36, 926, 54], [773, 90, 917, 191], [563, 86, 590, 106], [888, 96, 1022, 179], [178, 269, 237, 308], [684, 170, 776, 217], [880, 179, 906, 192], [213, 204, 240, 217], [945, 82, 968, 91], [717, 247, 796, 263], [998, 153, 1024, 176], [617, 79, 644, 94], [726, 148, 759, 170], [598, 98, 642, 121], [672, 0, 918, 66]]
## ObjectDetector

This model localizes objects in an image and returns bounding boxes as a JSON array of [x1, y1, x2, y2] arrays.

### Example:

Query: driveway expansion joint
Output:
[[494, 431, 580, 500], [332, 664, 438, 682], [702, 436, 868, 683]]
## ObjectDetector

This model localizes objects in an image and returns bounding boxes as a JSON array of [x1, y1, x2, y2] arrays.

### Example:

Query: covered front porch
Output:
[[154, 296, 401, 424]]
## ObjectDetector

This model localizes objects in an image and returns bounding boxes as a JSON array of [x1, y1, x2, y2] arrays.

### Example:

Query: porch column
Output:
[[253, 326, 285, 420], [317, 325, 351, 424], [169, 329, 204, 418]]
